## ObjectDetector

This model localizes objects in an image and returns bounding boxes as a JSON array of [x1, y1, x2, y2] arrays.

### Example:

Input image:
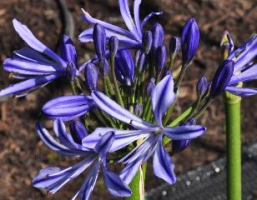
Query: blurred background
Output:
[[0, 0, 256, 199]]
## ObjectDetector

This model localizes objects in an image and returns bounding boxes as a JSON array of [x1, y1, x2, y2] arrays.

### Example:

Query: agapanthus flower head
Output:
[[33, 120, 131, 199], [0, 19, 79, 97], [181, 18, 200, 66], [210, 60, 234, 98]]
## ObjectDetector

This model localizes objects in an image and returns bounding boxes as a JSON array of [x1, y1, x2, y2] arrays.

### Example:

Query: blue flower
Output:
[[83, 75, 206, 184], [225, 34, 257, 96], [0, 19, 79, 97], [33, 119, 131, 200], [78, 0, 163, 49]]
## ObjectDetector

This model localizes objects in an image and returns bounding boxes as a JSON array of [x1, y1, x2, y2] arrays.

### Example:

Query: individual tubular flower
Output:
[[42, 95, 96, 121], [83, 74, 206, 185], [0, 19, 79, 97], [33, 119, 131, 199], [93, 24, 106, 60], [181, 18, 200, 66], [115, 50, 135, 86], [225, 34, 257, 96], [78, 0, 163, 49]]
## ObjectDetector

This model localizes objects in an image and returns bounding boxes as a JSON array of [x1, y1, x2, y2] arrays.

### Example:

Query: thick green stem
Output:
[[224, 91, 242, 200], [126, 163, 146, 200]]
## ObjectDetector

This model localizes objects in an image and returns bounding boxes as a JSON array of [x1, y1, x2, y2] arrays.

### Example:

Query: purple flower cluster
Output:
[[0, 0, 256, 199]]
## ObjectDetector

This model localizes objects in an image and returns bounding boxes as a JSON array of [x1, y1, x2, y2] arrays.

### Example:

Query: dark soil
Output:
[[0, 0, 256, 199]]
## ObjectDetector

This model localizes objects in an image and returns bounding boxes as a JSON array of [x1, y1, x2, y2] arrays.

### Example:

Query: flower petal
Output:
[[81, 9, 135, 40], [60, 35, 77, 65], [0, 74, 59, 97], [72, 161, 101, 200], [33, 157, 95, 194], [120, 157, 142, 185], [163, 125, 206, 140], [3, 58, 63, 75], [141, 11, 163, 28], [92, 91, 154, 129], [151, 75, 175, 126], [94, 131, 115, 157], [42, 95, 95, 121], [78, 27, 139, 47], [226, 86, 257, 97], [35, 122, 86, 156], [119, 0, 141, 40], [229, 64, 257, 85], [133, 0, 142, 36], [13, 19, 66, 67], [82, 128, 151, 152], [103, 169, 131, 197], [153, 138, 176, 184]]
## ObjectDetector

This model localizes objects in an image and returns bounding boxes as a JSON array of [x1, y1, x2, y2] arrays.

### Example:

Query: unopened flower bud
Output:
[[210, 60, 234, 98], [196, 76, 208, 97], [143, 31, 152, 54], [138, 52, 146, 73], [151, 23, 164, 50], [93, 24, 106, 60], [69, 120, 88, 144], [66, 61, 77, 81], [85, 63, 98, 90], [146, 78, 155, 97], [109, 36, 119, 56], [115, 50, 135, 86], [155, 45, 167, 74], [169, 36, 180, 57], [181, 18, 200, 66]]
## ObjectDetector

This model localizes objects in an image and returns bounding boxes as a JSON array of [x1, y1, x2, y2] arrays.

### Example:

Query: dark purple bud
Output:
[[146, 78, 155, 97], [163, 70, 172, 76], [109, 36, 119, 56], [181, 18, 200, 66], [101, 58, 110, 76], [85, 63, 98, 90], [151, 23, 164, 50], [197, 76, 208, 97], [115, 50, 135, 86], [93, 24, 106, 60], [134, 49, 141, 67], [134, 104, 143, 116], [210, 60, 234, 98], [138, 52, 146, 73], [66, 61, 77, 81], [172, 140, 191, 154], [169, 36, 180, 56], [155, 45, 167, 74], [69, 120, 88, 144], [220, 31, 234, 55], [143, 31, 152, 54]]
